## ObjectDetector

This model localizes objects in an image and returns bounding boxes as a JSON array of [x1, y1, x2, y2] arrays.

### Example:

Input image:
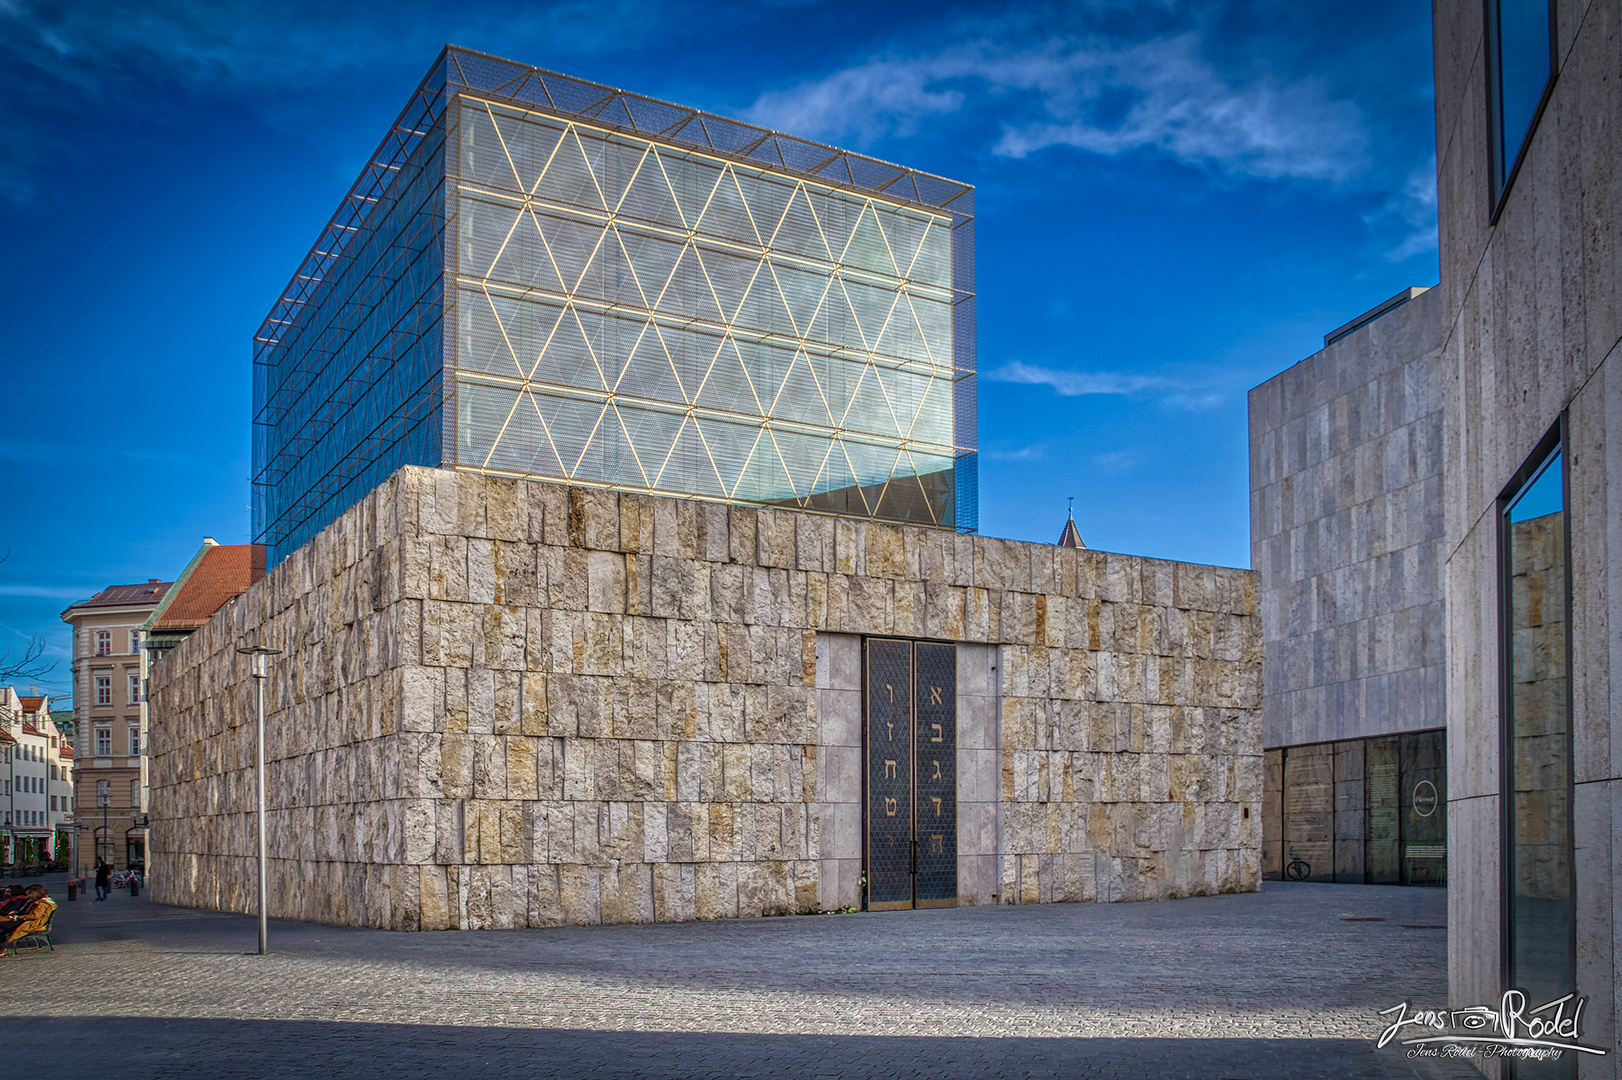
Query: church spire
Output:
[[1057, 497, 1085, 549]]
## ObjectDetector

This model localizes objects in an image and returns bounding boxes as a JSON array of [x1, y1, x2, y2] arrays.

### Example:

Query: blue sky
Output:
[[0, 0, 1439, 702]]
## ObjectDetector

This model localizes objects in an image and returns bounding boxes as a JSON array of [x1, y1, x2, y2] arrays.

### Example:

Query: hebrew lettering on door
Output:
[[865, 638, 957, 910]]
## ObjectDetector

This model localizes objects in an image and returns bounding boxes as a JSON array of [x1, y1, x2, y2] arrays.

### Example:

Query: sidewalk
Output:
[[0, 881, 1480, 1079]]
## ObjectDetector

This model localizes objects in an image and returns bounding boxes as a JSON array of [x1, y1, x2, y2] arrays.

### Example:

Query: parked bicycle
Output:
[[1284, 849, 1311, 881]]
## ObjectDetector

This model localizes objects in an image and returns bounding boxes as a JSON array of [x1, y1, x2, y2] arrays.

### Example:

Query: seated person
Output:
[[0, 886, 56, 951], [0, 887, 30, 917]]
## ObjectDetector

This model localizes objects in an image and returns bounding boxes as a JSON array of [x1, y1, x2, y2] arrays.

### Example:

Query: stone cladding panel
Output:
[[148, 466, 1261, 929]]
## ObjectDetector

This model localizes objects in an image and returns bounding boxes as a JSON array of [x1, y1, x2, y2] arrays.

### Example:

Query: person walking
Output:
[[94, 859, 112, 902]]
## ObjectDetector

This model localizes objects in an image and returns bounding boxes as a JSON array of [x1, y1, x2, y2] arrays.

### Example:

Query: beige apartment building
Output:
[[61, 580, 170, 872]]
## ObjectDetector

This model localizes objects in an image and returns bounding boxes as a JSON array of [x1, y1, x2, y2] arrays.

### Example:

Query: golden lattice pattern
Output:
[[449, 97, 964, 522]]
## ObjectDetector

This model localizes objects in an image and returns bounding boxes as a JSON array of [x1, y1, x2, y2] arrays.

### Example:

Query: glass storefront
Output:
[[1262, 729, 1446, 885]]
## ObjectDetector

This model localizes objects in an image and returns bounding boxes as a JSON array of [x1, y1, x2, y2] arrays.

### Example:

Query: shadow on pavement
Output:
[[4, 1017, 1475, 1080]]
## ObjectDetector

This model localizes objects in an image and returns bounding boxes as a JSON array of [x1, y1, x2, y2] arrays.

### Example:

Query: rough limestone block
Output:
[[586, 551, 625, 614], [618, 493, 655, 555], [794, 514, 833, 573], [151, 466, 1259, 932], [558, 865, 602, 924], [653, 861, 696, 922], [601, 862, 653, 924], [417, 864, 450, 930], [694, 861, 738, 920]]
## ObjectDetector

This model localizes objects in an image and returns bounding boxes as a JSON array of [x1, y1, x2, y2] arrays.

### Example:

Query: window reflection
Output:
[[1488, 0, 1554, 202], [1502, 446, 1572, 1080]]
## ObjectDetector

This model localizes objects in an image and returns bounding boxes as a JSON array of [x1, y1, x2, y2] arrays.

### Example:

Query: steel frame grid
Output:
[[255, 45, 975, 359], [254, 45, 978, 558], [252, 119, 449, 561], [442, 92, 964, 528]]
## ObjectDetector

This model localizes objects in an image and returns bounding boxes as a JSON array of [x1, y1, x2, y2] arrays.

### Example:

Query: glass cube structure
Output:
[[253, 46, 977, 565]]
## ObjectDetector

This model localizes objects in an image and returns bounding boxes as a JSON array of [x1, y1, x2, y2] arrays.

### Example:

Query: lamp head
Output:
[[235, 644, 282, 679]]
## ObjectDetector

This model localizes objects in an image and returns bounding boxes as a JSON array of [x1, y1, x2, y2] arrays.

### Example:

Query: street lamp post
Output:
[[98, 787, 109, 867], [235, 643, 280, 956], [129, 813, 151, 892]]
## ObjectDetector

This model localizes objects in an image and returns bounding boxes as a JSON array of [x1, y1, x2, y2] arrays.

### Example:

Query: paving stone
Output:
[[0, 879, 1482, 1080]]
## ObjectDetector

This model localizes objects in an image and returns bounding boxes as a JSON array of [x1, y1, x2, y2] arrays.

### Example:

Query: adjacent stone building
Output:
[[1432, 0, 1622, 1068], [148, 466, 1261, 929], [1254, 0, 1622, 1068], [1249, 286, 1449, 886]]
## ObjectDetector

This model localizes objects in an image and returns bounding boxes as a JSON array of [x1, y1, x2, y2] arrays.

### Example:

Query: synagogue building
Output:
[[148, 47, 1262, 929]]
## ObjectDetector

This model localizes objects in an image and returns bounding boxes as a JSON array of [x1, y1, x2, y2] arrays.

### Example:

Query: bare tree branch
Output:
[[0, 547, 58, 683], [0, 635, 54, 683]]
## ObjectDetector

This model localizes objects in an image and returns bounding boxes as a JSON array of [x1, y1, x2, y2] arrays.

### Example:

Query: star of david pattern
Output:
[[448, 98, 964, 523]]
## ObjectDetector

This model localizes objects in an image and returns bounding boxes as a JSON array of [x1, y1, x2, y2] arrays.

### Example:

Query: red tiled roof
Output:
[[62, 580, 171, 615], [22, 722, 41, 736], [18, 696, 44, 712], [0, 729, 15, 744], [59, 744, 73, 757], [153, 545, 266, 631]]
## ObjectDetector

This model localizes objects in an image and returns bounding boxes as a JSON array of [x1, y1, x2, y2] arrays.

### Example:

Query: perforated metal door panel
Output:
[[866, 639, 913, 910], [914, 642, 957, 907]]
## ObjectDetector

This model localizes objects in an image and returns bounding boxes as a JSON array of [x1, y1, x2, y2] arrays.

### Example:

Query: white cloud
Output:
[[1369, 156, 1438, 262], [984, 359, 1231, 410], [0, 583, 103, 600], [1090, 450, 1138, 473], [982, 442, 1047, 462], [986, 361, 1161, 397], [744, 27, 1368, 184], [0, 0, 663, 201]]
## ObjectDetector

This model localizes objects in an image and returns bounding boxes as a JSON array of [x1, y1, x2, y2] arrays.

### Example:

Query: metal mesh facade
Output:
[[254, 46, 977, 563], [251, 127, 447, 566]]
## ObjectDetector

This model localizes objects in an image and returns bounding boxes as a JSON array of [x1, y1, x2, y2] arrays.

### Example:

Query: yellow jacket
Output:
[[5, 897, 55, 941]]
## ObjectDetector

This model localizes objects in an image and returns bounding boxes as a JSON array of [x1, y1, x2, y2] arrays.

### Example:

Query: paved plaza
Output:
[[1, 879, 1481, 1079]]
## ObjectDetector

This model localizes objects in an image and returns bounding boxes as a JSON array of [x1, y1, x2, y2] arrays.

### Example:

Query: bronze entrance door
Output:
[[865, 638, 957, 910]]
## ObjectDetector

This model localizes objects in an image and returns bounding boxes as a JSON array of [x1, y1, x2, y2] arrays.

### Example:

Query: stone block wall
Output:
[[148, 465, 1260, 930], [1249, 286, 1447, 751], [1432, 0, 1621, 1066]]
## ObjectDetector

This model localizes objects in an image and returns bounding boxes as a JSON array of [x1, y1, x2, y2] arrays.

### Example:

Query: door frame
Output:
[[861, 636, 958, 911]]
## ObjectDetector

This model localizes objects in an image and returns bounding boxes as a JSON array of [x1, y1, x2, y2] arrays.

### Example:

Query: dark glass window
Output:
[[1500, 437, 1573, 1080], [1486, 0, 1555, 207]]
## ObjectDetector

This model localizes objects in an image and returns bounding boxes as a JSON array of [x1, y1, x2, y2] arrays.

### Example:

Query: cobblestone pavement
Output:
[[0, 878, 1482, 1080]]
